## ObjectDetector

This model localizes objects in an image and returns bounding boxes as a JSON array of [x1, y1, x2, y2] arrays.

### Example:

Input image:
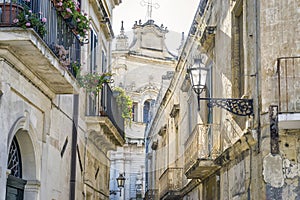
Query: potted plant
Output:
[[13, 1, 47, 37], [0, 0, 23, 26]]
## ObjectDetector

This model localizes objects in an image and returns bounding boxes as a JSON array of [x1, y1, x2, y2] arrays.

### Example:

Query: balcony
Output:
[[184, 124, 220, 180], [90, 0, 114, 39], [86, 84, 125, 151], [145, 189, 158, 200], [276, 56, 300, 129], [0, 1, 81, 96], [159, 167, 183, 200]]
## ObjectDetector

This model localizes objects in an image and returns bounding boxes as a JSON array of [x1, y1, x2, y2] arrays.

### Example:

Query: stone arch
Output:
[[7, 112, 40, 200]]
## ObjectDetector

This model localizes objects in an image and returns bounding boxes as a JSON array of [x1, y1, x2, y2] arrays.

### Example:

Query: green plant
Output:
[[53, 0, 90, 38], [70, 61, 80, 77], [77, 72, 112, 93], [13, 1, 47, 37], [113, 87, 133, 125]]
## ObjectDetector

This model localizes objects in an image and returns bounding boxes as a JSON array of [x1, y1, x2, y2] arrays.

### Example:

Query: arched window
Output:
[[143, 101, 150, 123], [7, 137, 22, 178], [6, 137, 26, 200], [143, 99, 155, 123]]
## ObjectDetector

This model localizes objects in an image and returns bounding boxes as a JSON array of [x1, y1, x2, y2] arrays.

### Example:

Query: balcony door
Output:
[[6, 137, 27, 200], [88, 28, 98, 115]]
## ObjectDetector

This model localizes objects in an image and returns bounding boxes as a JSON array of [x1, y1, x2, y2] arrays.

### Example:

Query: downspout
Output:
[[70, 94, 79, 200], [83, 130, 88, 200], [253, 0, 261, 152]]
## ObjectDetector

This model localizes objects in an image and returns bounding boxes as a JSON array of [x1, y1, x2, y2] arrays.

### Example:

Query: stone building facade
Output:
[[0, 0, 124, 199], [109, 20, 177, 200], [145, 0, 300, 199]]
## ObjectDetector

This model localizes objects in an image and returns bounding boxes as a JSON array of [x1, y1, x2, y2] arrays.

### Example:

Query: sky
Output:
[[112, 0, 199, 35]]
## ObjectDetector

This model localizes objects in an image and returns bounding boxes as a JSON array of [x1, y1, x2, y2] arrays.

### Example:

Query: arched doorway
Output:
[[6, 136, 27, 200]]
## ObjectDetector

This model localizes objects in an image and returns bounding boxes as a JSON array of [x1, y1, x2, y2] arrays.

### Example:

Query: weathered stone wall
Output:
[[0, 58, 75, 199], [260, 0, 300, 199]]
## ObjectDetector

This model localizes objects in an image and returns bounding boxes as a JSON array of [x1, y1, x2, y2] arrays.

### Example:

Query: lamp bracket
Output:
[[199, 97, 254, 116], [110, 189, 122, 196]]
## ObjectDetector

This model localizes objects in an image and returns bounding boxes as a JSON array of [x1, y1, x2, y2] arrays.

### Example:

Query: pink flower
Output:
[[25, 0, 30, 2], [25, 22, 31, 27], [29, 10, 32, 13], [41, 17, 47, 23], [13, 18, 19, 24], [57, 2, 62, 6], [66, 8, 72, 13], [77, 18, 81, 22]]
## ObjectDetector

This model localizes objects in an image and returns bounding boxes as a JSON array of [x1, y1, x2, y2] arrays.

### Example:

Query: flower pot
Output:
[[65, 17, 77, 29], [51, 0, 63, 11], [62, 13, 72, 19], [0, 3, 23, 26]]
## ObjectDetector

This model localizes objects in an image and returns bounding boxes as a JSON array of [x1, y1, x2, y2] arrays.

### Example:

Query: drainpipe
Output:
[[254, 0, 261, 152], [83, 132, 88, 200], [255, 0, 261, 152], [70, 94, 79, 200]]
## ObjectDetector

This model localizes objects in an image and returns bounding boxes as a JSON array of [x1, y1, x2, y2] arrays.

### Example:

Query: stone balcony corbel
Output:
[[199, 25, 217, 51]]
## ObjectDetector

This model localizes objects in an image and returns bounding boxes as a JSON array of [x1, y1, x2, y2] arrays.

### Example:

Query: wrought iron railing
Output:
[[184, 123, 220, 173], [0, 0, 80, 77], [158, 167, 183, 198], [199, 0, 208, 16], [86, 84, 125, 139], [145, 189, 158, 200], [276, 56, 300, 113]]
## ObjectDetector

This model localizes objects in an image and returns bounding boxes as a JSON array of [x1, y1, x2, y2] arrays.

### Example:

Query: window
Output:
[[87, 28, 98, 115], [7, 137, 22, 178], [90, 28, 98, 73], [143, 101, 150, 123], [187, 95, 198, 134], [6, 137, 27, 200], [132, 102, 138, 122], [232, 0, 244, 98], [143, 99, 155, 123], [102, 50, 107, 72], [232, 0, 246, 129]]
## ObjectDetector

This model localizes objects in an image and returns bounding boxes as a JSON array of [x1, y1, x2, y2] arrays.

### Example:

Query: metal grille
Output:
[[7, 137, 22, 178], [199, 0, 208, 16], [276, 56, 300, 112]]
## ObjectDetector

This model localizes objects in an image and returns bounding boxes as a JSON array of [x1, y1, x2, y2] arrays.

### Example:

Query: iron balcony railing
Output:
[[145, 189, 158, 200], [158, 167, 183, 199], [0, 0, 81, 77], [87, 83, 125, 139], [184, 123, 220, 174], [276, 56, 300, 113], [199, 0, 208, 16]]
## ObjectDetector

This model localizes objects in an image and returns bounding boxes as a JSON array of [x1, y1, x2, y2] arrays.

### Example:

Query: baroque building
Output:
[[145, 0, 300, 200], [109, 20, 177, 200], [0, 0, 124, 199]]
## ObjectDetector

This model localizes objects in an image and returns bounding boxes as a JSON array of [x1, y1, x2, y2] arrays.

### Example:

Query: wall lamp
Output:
[[110, 173, 126, 196], [187, 58, 254, 116]]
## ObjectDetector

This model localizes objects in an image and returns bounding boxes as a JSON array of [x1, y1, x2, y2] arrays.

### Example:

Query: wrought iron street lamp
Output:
[[110, 173, 126, 196], [187, 58, 254, 116]]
